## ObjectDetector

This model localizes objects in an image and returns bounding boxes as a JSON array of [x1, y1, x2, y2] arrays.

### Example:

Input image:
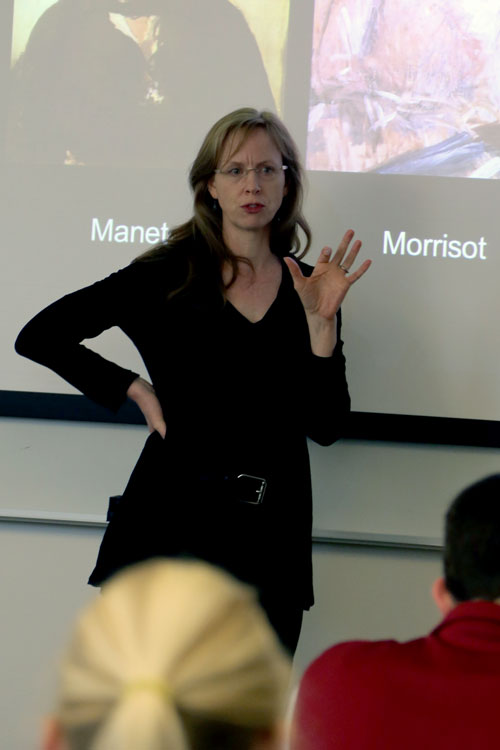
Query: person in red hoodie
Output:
[[292, 474, 500, 750]]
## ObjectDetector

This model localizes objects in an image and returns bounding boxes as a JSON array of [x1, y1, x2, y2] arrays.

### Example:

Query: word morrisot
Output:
[[383, 230, 487, 260], [91, 218, 169, 244]]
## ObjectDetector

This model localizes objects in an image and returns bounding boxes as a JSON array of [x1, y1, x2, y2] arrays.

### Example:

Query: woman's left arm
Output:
[[283, 229, 371, 356]]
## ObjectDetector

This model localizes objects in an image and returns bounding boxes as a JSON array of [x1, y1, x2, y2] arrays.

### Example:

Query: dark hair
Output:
[[444, 474, 500, 601], [137, 107, 311, 297]]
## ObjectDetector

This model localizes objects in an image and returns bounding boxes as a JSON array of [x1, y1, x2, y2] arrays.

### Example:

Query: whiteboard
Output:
[[3, 417, 500, 549]]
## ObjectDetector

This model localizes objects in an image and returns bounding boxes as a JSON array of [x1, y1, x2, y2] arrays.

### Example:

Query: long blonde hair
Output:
[[54, 559, 291, 750], [137, 107, 311, 297]]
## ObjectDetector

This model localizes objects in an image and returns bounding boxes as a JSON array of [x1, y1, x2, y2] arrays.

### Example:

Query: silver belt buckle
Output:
[[237, 474, 267, 504]]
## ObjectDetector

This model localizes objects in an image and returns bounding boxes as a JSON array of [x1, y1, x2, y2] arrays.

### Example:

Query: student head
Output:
[[432, 474, 500, 616], [43, 559, 291, 750]]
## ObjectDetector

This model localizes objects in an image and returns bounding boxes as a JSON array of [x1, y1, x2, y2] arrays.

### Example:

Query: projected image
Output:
[[6, 0, 288, 167], [307, 0, 500, 178]]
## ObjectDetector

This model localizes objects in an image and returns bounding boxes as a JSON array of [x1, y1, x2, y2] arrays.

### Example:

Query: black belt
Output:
[[106, 473, 267, 522], [199, 473, 267, 505]]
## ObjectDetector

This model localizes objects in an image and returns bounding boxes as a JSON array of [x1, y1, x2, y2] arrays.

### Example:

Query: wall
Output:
[[5, 417, 500, 541], [1, 519, 441, 750], [2, 415, 496, 748]]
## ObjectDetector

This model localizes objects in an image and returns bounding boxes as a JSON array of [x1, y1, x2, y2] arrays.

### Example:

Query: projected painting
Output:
[[307, 0, 500, 178], [6, 0, 288, 167]]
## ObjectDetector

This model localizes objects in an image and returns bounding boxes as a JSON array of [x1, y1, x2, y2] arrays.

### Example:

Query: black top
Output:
[[15, 243, 350, 606]]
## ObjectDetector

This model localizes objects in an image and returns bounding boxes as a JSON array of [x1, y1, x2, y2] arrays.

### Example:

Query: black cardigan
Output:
[[16, 246, 350, 606]]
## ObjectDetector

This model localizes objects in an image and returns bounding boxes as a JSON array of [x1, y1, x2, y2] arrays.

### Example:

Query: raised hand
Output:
[[126, 377, 167, 438], [283, 230, 371, 321]]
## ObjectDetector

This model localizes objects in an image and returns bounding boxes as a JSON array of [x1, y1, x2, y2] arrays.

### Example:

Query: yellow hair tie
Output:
[[123, 679, 172, 702]]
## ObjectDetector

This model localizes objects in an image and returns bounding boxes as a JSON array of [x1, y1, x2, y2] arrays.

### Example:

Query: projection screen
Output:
[[2, 0, 500, 446]]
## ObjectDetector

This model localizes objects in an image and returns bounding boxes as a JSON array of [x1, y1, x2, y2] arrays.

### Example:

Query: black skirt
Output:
[[89, 431, 281, 595]]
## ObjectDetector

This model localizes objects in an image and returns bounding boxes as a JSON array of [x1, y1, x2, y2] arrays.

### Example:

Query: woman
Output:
[[16, 108, 370, 653], [43, 559, 291, 750]]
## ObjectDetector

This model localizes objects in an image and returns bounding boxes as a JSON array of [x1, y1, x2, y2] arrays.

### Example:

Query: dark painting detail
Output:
[[7, 0, 275, 167]]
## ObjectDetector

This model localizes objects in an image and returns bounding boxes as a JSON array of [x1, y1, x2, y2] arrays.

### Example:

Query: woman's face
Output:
[[208, 128, 288, 245]]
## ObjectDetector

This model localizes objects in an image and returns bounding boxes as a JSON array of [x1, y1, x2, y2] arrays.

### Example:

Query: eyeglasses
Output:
[[213, 165, 288, 181]]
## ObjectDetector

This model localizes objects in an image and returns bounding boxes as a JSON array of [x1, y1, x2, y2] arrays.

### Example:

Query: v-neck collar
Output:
[[225, 259, 287, 325]]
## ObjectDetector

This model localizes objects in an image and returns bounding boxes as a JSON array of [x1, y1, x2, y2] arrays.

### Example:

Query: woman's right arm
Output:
[[126, 377, 167, 438], [15, 266, 144, 413]]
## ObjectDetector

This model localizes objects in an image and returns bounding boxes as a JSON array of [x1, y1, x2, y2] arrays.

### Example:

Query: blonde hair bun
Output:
[[55, 559, 291, 750]]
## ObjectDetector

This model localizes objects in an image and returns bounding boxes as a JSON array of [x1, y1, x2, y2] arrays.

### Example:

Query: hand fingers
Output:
[[141, 393, 167, 439], [340, 240, 363, 271], [317, 246, 333, 264], [156, 422, 167, 439], [331, 229, 356, 266], [346, 259, 372, 284], [283, 256, 305, 288], [148, 419, 167, 439]]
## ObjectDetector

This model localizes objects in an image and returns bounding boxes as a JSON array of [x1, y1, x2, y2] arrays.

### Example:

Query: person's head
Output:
[[432, 474, 500, 616], [43, 559, 291, 750], [136, 108, 311, 292], [189, 107, 311, 260]]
